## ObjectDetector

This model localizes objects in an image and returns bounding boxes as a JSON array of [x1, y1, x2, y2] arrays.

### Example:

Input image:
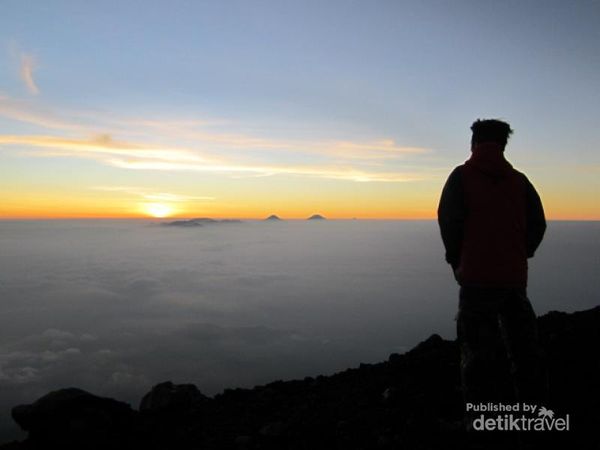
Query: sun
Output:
[[143, 203, 174, 218]]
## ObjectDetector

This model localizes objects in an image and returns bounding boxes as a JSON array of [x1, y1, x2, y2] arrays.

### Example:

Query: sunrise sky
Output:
[[1, 1, 598, 220]]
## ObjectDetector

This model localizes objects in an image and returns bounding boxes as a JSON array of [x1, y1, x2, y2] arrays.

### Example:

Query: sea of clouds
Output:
[[0, 219, 598, 441]]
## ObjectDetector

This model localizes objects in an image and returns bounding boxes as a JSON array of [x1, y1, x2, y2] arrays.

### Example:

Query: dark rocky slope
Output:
[[2, 306, 598, 450]]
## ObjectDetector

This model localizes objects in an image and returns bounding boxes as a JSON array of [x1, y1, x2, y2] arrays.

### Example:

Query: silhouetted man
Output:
[[438, 119, 546, 407]]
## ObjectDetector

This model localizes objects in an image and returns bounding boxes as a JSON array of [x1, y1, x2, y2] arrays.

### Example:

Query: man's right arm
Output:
[[437, 167, 466, 270]]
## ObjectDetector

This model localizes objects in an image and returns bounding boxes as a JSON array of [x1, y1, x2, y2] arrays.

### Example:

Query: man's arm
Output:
[[437, 167, 466, 270], [525, 178, 546, 257]]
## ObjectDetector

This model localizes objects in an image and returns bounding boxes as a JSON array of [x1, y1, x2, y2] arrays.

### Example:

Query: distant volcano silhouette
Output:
[[265, 215, 282, 221], [163, 218, 242, 227], [307, 214, 326, 220]]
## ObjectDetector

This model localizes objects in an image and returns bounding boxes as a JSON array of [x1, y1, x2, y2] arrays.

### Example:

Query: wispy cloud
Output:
[[20, 54, 39, 95], [92, 186, 215, 202], [124, 118, 428, 160], [0, 96, 81, 130], [143, 193, 215, 202], [106, 158, 420, 182], [0, 95, 432, 183], [0, 134, 219, 164], [1, 133, 421, 182], [318, 140, 426, 160]]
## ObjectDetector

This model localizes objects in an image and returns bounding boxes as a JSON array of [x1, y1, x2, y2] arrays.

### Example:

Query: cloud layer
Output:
[[0, 219, 597, 442], [0, 220, 458, 441]]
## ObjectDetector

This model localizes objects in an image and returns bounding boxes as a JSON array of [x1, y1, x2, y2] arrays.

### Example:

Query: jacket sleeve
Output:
[[437, 167, 466, 270], [525, 177, 546, 258]]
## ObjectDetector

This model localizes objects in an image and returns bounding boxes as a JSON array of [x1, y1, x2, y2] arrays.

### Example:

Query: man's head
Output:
[[470, 119, 513, 149]]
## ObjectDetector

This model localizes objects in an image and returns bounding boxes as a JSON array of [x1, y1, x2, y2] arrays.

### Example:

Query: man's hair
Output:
[[471, 119, 513, 147]]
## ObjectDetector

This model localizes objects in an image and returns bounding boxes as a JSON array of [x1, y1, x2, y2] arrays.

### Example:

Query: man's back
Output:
[[438, 130, 545, 288]]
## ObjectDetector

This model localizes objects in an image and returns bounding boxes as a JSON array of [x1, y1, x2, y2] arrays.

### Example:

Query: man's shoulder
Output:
[[448, 165, 465, 177], [443, 166, 464, 188], [508, 167, 531, 184]]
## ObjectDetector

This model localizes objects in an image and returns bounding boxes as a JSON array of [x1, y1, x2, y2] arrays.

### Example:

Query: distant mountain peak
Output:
[[307, 214, 326, 220], [265, 215, 282, 221], [163, 218, 242, 227]]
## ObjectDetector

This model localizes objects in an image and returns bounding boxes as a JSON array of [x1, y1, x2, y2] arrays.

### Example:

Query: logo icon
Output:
[[537, 407, 554, 419]]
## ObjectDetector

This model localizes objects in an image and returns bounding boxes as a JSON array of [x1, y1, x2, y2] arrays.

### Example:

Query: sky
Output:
[[1, 0, 599, 219]]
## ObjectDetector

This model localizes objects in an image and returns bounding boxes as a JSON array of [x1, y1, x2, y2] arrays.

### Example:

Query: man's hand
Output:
[[453, 267, 462, 284]]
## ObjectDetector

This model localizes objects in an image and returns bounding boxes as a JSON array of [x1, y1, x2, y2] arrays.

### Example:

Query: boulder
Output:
[[139, 381, 208, 414], [11, 388, 135, 449]]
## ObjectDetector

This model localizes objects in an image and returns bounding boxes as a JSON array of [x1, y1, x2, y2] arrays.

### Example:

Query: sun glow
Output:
[[143, 203, 174, 218]]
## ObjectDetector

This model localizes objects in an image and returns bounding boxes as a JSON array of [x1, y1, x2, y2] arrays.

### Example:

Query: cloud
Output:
[[124, 118, 429, 160], [179, 323, 293, 346], [0, 94, 432, 182], [1, 366, 39, 384], [19, 54, 39, 95], [41, 348, 81, 363], [1, 133, 423, 182], [42, 329, 76, 340], [92, 186, 215, 202], [0, 134, 210, 162], [0, 220, 489, 441], [0, 96, 81, 130], [144, 193, 215, 202], [107, 157, 420, 182], [319, 140, 427, 160]]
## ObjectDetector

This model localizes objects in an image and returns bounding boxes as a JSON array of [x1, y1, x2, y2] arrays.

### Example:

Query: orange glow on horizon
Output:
[[141, 203, 175, 218], [0, 190, 598, 221], [1, 207, 598, 221]]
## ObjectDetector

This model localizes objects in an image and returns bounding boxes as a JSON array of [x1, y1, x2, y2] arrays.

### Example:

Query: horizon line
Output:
[[0, 216, 598, 222]]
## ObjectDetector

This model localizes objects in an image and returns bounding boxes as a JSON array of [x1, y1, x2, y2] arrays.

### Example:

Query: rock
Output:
[[11, 388, 135, 449], [139, 381, 208, 414], [387, 352, 403, 365], [234, 435, 253, 449], [410, 333, 443, 352], [381, 387, 400, 403], [259, 421, 285, 437], [136, 382, 210, 449], [3, 306, 599, 450]]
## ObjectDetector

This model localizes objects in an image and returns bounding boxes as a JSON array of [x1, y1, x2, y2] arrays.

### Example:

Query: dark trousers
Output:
[[457, 287, 545, 405]]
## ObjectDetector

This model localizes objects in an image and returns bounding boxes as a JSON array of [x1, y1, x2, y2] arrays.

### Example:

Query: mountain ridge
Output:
[[3, 305, 598, 449]]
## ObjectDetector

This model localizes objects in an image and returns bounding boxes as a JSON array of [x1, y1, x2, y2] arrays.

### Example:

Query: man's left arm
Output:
[[525, 178, 546, 258]]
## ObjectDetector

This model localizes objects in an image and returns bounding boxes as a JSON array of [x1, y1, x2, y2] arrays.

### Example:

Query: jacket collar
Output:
[[465, 142, 513, 178]]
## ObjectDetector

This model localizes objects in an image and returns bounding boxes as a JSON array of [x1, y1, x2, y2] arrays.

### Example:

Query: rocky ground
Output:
[[1, 306, 598, 450]]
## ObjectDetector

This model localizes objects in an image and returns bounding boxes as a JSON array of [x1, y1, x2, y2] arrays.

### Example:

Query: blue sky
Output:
[[1, 0, 599, 218]]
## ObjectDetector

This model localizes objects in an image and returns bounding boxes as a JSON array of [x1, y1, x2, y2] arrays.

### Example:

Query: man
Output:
[[437, 119, 546, 406]]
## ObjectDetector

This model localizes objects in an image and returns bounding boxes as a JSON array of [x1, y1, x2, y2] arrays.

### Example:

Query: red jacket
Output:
[[438, 144, 546, 288]]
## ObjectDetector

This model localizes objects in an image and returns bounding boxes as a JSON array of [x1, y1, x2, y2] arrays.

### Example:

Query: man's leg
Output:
[[457, 287, 507, 405], [498, 290, 545, 405]]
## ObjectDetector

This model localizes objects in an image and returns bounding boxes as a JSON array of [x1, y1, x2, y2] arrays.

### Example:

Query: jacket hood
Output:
[[465, 142, 513, 178]]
